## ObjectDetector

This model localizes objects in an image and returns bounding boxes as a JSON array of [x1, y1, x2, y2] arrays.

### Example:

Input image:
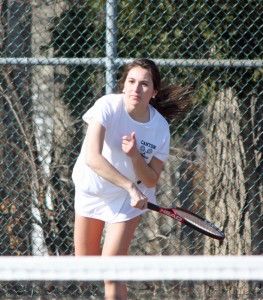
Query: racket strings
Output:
[[177, 209, 222, 237]]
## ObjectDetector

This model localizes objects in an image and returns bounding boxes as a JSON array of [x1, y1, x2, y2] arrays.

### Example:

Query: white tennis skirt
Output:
[[74, 186, 156, 224]]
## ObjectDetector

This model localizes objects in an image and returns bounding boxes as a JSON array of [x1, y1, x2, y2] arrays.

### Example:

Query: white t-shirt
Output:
[[72, 94, 170, 223]]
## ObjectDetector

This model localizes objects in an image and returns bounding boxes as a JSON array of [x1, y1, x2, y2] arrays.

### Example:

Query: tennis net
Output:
[[1, 255, 262, 281], [0, 256, 262, 299]]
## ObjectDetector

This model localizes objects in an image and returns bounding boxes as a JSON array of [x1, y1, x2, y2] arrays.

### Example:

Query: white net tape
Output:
[[0, 256, 262, 281]]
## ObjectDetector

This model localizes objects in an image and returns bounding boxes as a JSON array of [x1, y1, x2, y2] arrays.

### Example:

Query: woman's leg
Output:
[[102, 216, 141, 300], [74, 213, 105, 256]]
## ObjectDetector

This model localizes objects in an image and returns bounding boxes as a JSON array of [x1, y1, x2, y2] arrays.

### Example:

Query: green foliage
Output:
[[51, 2, 105, 57], [117, 1, 261, 104], [50, 2, 106, 117], [51, 0, 262, 117]]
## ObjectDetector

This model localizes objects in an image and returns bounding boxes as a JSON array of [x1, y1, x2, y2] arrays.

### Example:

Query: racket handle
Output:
[[147, 202, 160, 212]]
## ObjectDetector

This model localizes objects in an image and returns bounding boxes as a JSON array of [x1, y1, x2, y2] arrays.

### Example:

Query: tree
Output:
[[0, 0, 34, 255]]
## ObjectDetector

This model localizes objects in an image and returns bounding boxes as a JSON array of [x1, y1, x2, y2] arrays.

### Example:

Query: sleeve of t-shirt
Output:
[[154, 127, 170, 162], [82, 95, 112, 128]]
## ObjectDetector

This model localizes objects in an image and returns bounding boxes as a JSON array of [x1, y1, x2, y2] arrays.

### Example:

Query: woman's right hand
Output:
[[128, 183, 148, 210]]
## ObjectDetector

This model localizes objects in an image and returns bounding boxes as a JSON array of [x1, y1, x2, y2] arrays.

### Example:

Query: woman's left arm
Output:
[[122, 132, 164, 188]]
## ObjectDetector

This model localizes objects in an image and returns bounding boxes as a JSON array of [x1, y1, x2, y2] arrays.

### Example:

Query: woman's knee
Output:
[[74, 214, 104, 255], [102, 217, 140, 256]]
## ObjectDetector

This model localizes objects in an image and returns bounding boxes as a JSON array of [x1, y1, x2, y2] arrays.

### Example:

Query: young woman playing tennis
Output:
[[72, 58, 192, 299]]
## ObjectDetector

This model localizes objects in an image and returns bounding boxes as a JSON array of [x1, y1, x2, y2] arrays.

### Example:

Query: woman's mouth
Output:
[[131, 95, 140, 100]]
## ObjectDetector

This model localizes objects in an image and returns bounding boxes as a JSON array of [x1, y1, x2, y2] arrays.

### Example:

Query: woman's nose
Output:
[[133, 82, 140, 92]]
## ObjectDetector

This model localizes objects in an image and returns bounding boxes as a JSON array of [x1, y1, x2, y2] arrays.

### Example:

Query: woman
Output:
[[72, 58, 192, 299]]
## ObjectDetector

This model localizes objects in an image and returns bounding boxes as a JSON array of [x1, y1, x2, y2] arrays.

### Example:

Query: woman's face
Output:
[[123, 66, 157, 110]]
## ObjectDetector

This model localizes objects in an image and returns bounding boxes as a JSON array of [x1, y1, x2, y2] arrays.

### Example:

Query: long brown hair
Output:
[[118, 58, 193, 123]]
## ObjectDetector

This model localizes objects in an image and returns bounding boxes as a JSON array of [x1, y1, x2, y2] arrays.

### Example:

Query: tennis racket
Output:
[[147, 202, 225, 240]]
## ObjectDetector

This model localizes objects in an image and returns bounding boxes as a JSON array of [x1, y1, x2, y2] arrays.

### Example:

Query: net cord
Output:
[[0, 256, 262, 281]]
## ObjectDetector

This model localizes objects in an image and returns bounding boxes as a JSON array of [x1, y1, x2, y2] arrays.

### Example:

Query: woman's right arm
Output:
[[84, 119, 148, 209]]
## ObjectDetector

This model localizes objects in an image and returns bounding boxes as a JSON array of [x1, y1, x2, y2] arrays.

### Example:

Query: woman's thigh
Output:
[[102, 216, 141, 256], [74, 213, 105, 256]]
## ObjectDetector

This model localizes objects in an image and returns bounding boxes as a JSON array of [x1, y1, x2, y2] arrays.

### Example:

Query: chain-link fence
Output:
[[0, 0, 262, 299]]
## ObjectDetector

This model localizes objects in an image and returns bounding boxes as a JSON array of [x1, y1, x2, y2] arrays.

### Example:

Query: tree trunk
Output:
[[31, 0, 75, 255], [0, 0, 34, 255], [238, 94, 263, 255], [204, 88, 252, 299]]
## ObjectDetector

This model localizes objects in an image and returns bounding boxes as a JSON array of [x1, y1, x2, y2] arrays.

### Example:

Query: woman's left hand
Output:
[[122, 132, 140, 158]]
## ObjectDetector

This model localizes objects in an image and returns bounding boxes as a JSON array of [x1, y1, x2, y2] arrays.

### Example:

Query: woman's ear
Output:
[[153, 90, 158, 98]]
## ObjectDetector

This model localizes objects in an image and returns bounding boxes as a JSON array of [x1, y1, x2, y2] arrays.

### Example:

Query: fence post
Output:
[[106, 0, 117, 94]]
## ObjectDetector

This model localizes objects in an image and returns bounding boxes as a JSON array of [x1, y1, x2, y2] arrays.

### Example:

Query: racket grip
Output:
[[147, 202, 160, 212]]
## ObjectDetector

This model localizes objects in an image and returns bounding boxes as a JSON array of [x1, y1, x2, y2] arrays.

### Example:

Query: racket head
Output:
[[174, 207, 225, 241], [147, 202, 225, 240]]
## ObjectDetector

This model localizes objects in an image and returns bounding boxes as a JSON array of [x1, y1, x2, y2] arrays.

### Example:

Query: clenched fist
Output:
[[128, 183, 148, 210], [122, 132, 139, 158]]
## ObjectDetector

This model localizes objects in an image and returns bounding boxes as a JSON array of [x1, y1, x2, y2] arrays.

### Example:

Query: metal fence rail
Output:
[[0, 0, 262, 299]]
